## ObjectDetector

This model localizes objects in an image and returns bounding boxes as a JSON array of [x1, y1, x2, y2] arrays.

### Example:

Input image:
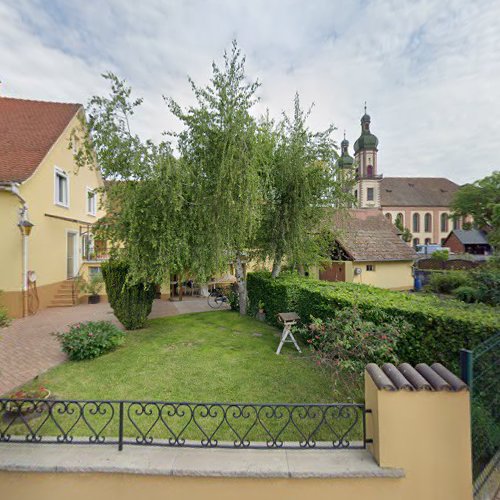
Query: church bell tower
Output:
[[353, 103, 382, 208]]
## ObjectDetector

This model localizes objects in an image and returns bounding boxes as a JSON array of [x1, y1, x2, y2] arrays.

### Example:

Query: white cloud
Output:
[[1, 0, 499, 183]]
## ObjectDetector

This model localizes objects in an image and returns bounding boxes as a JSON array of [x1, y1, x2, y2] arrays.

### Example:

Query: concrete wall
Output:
[[0, 112, 104, 317], [351, 260, 413, 290]]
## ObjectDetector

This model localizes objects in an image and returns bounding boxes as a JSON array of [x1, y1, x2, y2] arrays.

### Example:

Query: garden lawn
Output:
[[22, 311, 339, 402], [2, 312, 361, 445]]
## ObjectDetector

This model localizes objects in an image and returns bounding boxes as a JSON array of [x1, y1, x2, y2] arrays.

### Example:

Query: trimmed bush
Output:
[[55, 321, 125, 361], [473, 265, 500, 306], [247, 271, 500, 369], [427, 270, 471, 294], [101, 261, 156, 330], [452, 285, 479, 303]]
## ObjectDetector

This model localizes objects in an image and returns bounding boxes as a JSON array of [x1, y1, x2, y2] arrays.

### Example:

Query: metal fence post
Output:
[[459, 349, 473, 390], [118, 401, 124, 451]]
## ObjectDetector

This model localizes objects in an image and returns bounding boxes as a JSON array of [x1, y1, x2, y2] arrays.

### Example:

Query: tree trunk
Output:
[[271, 256, 282, 278], [235, 252, 247, 315]]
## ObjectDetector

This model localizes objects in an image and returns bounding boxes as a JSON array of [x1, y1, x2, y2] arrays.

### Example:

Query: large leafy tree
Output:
[[166, 41, 262, 314], [451, 171, 500, 248], [256, 94, 351, 277], [73, 73, 191, 286]]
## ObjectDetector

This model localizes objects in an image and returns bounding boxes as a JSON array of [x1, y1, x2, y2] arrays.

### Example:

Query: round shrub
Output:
[[101, 260, 156, 330], [472, 265, 500, 306], [55, 321, 125, 361], [452, 285, 479, 303], [428, 270, 471, 294]]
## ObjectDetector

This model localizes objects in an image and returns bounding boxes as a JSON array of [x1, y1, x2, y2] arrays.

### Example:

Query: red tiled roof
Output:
[[0, 97, 82, 183], [333, 209, 418, 262]]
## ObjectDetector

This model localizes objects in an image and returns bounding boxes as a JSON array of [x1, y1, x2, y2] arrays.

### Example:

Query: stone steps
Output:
[[48, 280, 77, 308]]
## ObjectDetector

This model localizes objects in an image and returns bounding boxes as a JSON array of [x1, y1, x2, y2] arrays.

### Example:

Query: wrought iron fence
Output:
[[0, 398, 366, 450], [460, 332, 500, 495]]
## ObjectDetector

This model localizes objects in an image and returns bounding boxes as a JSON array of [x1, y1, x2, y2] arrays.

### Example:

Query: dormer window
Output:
[[54, 167, 69, 207]]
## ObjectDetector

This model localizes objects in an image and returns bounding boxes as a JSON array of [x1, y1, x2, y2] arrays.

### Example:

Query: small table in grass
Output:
[[276, 312, 302, 355]]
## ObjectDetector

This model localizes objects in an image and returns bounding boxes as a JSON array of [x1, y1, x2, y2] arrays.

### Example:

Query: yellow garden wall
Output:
[[0, 473, 407, 500], [0, 369, 473, 500], [365, 373, 473, 499]]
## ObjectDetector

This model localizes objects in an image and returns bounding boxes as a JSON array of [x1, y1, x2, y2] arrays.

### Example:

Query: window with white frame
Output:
[[54, 168, 69, 207], [86, 188, 97, 216], [366, 264, 375, 271]]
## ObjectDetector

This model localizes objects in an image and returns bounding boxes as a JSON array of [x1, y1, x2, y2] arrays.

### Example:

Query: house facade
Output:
[[338, 108, 462, 248], [0, 97, 105, 318], [317, 209, 418, 290]]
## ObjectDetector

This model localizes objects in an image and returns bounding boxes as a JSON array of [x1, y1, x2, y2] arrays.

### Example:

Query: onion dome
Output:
[[337, 131, 354, 168], [354, 103, 378, 154]]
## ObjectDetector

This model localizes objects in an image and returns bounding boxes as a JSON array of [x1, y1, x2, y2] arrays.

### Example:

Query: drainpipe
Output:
[[0, 182, 29, 317]]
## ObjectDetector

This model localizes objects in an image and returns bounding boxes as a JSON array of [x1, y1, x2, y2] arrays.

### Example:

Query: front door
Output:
[[67, 232, 77, 278]]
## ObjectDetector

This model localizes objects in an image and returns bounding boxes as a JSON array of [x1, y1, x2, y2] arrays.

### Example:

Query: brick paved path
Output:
[[0, 298, 220, 395]]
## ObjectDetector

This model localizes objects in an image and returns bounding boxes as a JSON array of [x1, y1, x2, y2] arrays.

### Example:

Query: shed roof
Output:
[[0, 97, 82, 183], [380, 177, 459, 207], [333, 209, 418, 262], [446, 229, 489, 245]]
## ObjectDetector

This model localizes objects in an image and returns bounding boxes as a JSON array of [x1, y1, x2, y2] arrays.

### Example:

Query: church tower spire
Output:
[[353, 103, 382, 208]]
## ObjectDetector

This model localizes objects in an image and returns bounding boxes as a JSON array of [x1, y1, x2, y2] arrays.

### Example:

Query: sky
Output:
[[1, 0, 499, 184]]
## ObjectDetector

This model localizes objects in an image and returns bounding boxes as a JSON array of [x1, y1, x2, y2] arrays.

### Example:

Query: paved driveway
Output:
[[0, 298, 220, 395]]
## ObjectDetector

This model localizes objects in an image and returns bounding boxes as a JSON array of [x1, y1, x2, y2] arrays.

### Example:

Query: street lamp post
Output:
[[18, 216, 34, 317]]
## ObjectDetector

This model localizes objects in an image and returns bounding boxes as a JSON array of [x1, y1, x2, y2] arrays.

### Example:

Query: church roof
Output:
[[380, 177, 460, 207], [0, 97, 82, 183], [333, 209, 418, 262]]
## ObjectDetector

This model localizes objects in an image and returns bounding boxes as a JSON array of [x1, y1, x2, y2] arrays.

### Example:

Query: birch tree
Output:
[[167, 41, 262, 314], [256, 94, 350, 277]]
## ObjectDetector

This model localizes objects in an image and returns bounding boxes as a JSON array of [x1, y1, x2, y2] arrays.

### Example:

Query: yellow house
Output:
[[0, 97, 105, 318], [317, 209, 417, 290]]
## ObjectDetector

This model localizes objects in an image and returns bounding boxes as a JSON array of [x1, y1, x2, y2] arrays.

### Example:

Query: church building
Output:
[[338, 107, 462, 247]]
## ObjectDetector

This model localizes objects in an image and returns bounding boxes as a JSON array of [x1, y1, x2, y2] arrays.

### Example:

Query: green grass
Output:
[[1, 311, 363, 445]]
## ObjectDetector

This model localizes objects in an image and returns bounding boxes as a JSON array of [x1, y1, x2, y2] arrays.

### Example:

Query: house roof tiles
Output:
[[333, 209, 418, 262], [366, 363, 468, 392], [0, 97, 81, 183]]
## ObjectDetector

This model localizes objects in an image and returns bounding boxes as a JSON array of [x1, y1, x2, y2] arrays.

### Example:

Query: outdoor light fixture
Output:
[[18, 219, 34, 236]]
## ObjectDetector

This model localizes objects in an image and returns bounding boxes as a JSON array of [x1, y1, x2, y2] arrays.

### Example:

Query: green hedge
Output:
[[247, 271, 500, 369], [101, 261, 156, 330]]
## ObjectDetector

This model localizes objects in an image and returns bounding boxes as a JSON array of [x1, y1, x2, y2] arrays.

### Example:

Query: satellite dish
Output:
[[354, 267, 362, 275]]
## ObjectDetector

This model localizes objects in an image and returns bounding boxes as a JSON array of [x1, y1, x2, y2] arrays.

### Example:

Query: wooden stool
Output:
[[276, 312, 302, 355]]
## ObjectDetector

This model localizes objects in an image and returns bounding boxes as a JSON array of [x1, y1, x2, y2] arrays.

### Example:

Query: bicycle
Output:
[[207, 287, 229, 309]]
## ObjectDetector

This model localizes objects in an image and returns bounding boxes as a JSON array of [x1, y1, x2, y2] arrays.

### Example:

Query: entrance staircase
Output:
[[48, 280, 78, 308]]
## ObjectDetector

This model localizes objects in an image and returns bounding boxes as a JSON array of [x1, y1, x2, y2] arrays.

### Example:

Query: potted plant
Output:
[[256, 300, 266, 322], [5, 386, 51, 415], [78, 274, 104, 304]]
